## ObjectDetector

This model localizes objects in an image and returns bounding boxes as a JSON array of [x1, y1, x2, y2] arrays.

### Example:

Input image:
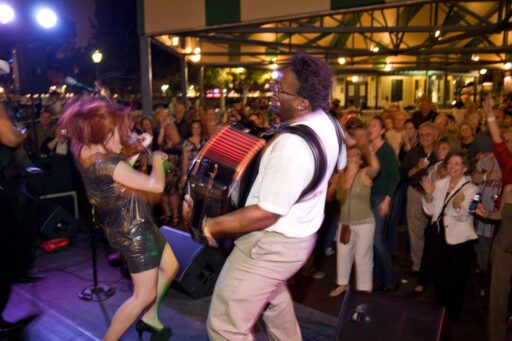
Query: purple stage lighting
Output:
[[35, 7, 57, 29], [0, 3, 15, 24]]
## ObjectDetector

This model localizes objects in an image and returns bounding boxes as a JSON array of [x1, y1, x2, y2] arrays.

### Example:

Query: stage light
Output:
[[0, 3, 15, 24], [91, 50, 103, 64], [35, 8, 58, 28], [371, 46, 379, 53], [338, 57, 346, 65], [384, 64, 392, 72], [271, 70, 279, 79], [236, 67, 245, 73], [504, 62, 511, 70], [480, 68, 487, 75]]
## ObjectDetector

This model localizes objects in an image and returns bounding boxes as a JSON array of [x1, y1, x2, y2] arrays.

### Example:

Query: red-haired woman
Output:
[[59, 96, 178, 340]]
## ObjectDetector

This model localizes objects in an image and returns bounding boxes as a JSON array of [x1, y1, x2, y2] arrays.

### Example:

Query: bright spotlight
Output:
[[271, 71, 279, 80], [36, 8, 58, 29], [384, 64, 392, 72], [480, 68, 487, 75], [0, 4, 15, 24], [338, 57, 346, 65], [505, 62, 511, 70]]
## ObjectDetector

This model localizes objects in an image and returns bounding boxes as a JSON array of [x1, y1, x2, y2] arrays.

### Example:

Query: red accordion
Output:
[[186, 125, 266, 243]]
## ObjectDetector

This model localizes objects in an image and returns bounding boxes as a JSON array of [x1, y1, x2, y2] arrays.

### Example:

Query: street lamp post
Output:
[[91, 50, 103, 81]]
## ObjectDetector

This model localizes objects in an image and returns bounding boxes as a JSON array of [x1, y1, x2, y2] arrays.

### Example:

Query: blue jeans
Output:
[[371, 194, 397, 289], [388, 181, 408, 255]]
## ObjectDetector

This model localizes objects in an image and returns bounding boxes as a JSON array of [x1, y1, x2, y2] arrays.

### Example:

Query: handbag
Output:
[[340, 223, 351, 245], [339, 170, 359, 245]]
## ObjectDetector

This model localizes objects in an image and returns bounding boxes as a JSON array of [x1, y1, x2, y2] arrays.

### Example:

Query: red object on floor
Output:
[[41, 238, 69, 252]]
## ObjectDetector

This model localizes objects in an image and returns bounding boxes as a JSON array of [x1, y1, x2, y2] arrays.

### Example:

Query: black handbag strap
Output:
[[435, 180, 470, 223]]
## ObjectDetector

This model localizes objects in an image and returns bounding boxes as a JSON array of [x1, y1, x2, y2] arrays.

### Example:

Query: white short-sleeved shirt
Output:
[[245, 110, 346, 238]]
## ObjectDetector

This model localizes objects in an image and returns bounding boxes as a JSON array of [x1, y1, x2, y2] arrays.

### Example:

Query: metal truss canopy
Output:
[[152, 0, 512, 72]]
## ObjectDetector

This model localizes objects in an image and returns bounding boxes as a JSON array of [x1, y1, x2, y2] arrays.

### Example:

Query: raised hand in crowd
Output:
[[452, 192, 465, 210], [417, 157, 430, 171], [420, 176, 434, 201], [483, 93, 503, 144]]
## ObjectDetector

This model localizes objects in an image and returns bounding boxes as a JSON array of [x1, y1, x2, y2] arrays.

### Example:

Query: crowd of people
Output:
[[326, 95, 511, 340], [1, 67, 511, 339]]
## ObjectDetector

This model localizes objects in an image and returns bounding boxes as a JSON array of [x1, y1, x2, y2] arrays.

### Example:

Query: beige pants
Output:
[[406, 186, 429, 271], [207, 230, 317, 341], [335, 221, 375, 291]]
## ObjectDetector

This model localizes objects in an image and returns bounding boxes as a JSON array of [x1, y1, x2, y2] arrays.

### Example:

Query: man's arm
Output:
[[0, 103, 24, 148], [206, 204, 280, 239]]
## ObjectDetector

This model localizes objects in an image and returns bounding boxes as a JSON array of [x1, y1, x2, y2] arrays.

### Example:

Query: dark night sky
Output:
[[55, 0, 95, 47]]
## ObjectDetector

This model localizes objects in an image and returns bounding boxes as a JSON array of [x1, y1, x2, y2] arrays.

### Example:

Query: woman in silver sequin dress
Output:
[[59, 96, 178, 340]]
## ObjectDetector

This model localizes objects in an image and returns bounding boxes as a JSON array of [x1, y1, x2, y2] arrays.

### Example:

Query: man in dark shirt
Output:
[[0, 102, 33, 336], [411, 98, 438, 129], [401, 122, 438, 273]]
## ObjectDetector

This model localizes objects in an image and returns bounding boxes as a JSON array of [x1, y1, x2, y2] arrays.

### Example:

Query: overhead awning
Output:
[[141, 0, 512, 72]]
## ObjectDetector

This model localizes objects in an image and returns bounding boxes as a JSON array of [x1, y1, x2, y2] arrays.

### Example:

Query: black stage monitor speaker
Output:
[[13, 45, 50, 95], [38, 201, 78, 239], [160, 226, 226, 299], [336, 289, 445, 341]]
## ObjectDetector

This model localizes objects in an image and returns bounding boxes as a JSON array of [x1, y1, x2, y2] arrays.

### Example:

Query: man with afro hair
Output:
[[193, 52, 346, 340]]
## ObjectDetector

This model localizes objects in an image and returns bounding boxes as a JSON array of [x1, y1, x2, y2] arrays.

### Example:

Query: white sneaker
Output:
[[324, 247, 335, 256], [312, 271, 325, 279]]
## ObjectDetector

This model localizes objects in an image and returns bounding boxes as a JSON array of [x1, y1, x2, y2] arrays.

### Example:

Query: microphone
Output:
[[65, 77, 94, 93]]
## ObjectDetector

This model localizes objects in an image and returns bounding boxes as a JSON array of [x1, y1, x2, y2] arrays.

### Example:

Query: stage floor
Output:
[[4, 232, 337, 341], [3, 226, 487, 340]]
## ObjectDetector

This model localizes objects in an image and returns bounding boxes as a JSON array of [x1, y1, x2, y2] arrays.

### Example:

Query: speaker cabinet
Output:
[[38, 201, 78, 239], [336, 289, 445, 341], [13, 45, 50, 95], [160, 226, 226, 299]]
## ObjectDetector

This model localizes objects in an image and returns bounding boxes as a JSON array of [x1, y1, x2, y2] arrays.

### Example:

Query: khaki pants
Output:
[[488, 246, 512, 341], [406, 186, 429, 271], [207, 230, 316, 341]]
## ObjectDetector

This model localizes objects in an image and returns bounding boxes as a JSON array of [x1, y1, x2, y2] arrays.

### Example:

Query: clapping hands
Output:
[[420, 176, 434, 196], [483, 94, 494, 117], [452, 192, 465, 210]]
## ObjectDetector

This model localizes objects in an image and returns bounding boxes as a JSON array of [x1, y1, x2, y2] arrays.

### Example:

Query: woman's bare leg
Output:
[[103, 268, 158, 341], [141, 243, 179, 329]]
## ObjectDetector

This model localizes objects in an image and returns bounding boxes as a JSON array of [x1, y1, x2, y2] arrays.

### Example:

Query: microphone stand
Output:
[[78, 207, 115, 302]]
